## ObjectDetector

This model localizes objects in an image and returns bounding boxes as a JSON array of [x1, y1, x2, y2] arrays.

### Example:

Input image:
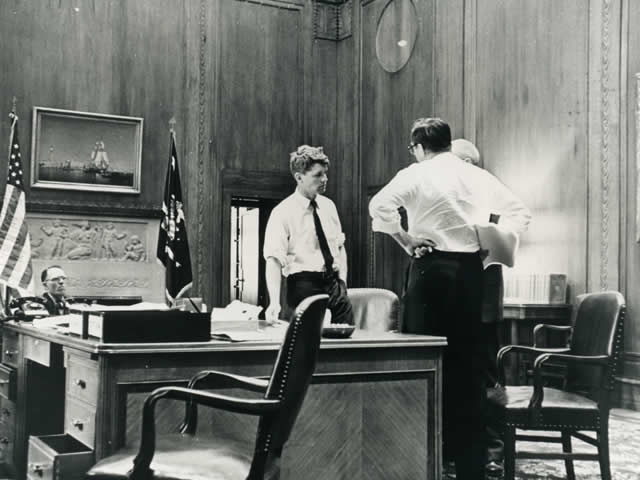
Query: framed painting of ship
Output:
[[30, 107, 143, 194]]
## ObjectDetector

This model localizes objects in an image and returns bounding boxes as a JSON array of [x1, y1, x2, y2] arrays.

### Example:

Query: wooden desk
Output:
[[0, 323, 445, 480], [503, 303, 572, 384]]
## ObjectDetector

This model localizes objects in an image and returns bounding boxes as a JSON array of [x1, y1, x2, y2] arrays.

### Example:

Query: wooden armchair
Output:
[[347, 288, 399, 331], [85, 294, 329, 480], [495, 291, 625, 480]]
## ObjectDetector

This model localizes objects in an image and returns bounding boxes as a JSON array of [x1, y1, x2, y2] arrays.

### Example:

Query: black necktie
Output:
[[310, 199, 334, 273]]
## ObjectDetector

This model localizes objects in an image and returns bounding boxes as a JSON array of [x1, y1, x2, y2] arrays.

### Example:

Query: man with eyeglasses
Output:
[[369, 118, 530, 480], [40, 265, 71, 316]]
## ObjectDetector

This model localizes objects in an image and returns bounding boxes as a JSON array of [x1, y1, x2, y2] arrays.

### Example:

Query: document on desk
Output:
[[211, 321, 287, 342]]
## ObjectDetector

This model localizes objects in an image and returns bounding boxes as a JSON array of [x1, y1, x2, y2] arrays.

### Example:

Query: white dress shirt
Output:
[[369, 152, 531, 252], [264, 190, 347, 276]]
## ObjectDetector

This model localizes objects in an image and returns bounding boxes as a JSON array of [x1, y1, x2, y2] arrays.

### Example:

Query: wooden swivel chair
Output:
[[495, 290, 625, 480], [85, 294, 329, 480], [347, 287, 399, 331]]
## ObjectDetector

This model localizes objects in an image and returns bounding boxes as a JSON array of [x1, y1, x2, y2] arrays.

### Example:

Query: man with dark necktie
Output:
[[263, 145, 353, 325]]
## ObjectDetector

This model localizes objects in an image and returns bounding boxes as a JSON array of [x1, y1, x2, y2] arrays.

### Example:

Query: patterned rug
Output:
[[515, 409, 640, 479]]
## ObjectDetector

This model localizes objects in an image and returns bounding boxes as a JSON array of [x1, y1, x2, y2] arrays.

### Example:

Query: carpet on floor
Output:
[[514, 408, 640, 479]]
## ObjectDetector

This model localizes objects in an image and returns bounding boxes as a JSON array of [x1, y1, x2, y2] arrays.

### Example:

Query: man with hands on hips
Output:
[[263, 145, 353, 325]]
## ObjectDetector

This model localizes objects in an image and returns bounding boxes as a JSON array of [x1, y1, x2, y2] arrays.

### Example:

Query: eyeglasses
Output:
[[407, 142, 419, 152], [47, 276, 66, 283]]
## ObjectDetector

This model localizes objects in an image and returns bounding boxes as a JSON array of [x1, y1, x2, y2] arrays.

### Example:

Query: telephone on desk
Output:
[[7, 296, 49, 321]]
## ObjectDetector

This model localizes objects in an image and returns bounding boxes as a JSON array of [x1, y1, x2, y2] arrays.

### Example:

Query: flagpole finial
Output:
[[169, 117, 176, 136]]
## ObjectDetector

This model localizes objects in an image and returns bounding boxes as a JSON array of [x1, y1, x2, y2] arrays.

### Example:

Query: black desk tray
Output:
[[78, 310, 211, 343]]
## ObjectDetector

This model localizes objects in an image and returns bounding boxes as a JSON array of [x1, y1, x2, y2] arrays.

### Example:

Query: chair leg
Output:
[[561, 430, 575, 480], [503, 426, 516, 480], [598, 424, 612, 480]]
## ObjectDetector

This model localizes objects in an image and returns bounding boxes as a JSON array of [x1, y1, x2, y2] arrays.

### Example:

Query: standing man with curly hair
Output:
[[263, 145, 353, 325]]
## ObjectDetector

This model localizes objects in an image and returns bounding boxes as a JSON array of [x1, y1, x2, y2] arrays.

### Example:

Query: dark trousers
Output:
[[402, 250, 487, 480], [482, 265, 507, 463], [286, 271, 354, 325]]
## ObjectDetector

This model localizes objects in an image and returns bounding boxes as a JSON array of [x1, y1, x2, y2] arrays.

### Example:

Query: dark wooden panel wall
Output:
[[0, 0, 192, 216]]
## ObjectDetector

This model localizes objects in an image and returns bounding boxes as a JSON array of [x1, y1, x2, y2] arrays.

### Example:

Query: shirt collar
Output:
[[293, 189, 318, 210]]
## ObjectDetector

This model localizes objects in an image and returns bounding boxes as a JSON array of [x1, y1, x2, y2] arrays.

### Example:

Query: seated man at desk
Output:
[[39, 265, 71, 316]]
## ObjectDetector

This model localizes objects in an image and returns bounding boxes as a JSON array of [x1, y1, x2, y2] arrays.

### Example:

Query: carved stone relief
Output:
[[27, 213, 164, 302], [31, 218, 148, 262]]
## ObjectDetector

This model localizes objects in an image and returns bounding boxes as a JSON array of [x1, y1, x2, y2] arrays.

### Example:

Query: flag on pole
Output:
[[157, 129, 192, 304], [0, 111, 33, 291]]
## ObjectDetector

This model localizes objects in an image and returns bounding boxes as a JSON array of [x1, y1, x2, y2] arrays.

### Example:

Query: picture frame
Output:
[[31, 107, 143, 194]]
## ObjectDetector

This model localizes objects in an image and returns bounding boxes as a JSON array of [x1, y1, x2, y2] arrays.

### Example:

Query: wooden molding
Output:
[[27, 200, 161, 218], [314, 0, 352, 41]]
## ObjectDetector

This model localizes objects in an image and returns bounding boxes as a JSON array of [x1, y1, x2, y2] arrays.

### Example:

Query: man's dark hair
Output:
[[41, 265, 62, 282], [410, 118, 452, 154]]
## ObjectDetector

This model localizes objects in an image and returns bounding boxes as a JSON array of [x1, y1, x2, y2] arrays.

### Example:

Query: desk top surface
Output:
[[3, 321, 447, 355]]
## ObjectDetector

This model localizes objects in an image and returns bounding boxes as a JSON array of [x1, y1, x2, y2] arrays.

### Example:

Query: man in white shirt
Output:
[[263, 145, 353, 324], [369, 119, 530, 480]]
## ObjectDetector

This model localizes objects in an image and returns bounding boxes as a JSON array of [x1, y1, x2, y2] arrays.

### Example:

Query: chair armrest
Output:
[[187, 370, 269, 393], [496, 345, 570, 386], [533, 324, 573, 348], [132, 386, 281, 477], [180, 370, 269, 434], [527, 353, 609, 416]]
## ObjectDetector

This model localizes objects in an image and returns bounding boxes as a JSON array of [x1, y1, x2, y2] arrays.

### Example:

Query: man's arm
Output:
[[265, 257, 283, 322], [484, 171, 531, 234], [337, 243, 348, 284]]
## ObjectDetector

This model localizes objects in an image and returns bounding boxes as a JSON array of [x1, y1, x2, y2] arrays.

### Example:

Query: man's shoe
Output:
[[485, 460, 504, 479]]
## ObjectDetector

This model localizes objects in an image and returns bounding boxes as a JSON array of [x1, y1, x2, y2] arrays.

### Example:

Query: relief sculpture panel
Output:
[[32, 218, 148, 262], [27, 213, 164, 302]]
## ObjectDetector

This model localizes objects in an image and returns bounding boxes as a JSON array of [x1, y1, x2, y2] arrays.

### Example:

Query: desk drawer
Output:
[[1, 332, 19, 368], [0, 364, 16, 401], [28, 434, 93, 480], [0, 398, 15, 429], [66, 356, 98, 406], [23, 336, 54, 367], [0, 433, 13, 469], [65, 397, 95, 449]]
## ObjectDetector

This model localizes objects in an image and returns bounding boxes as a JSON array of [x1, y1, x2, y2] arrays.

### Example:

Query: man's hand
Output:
[[265, 303, 281, 324], [409, 237, 437, 258]]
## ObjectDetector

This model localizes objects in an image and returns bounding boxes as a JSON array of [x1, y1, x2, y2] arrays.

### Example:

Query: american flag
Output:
[[0, 112, 33, 290], [157, 130, 192, 303]]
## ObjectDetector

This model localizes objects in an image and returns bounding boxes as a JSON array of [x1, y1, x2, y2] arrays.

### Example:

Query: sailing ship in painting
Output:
[[39, 140, 134, 187]]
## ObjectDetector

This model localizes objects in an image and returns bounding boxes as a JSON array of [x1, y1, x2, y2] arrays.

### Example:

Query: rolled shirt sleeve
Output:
[[369, 168, 417, 234], [263, 207, 289, 270]]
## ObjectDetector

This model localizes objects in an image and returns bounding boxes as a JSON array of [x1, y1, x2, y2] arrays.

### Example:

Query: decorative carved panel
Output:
[[27, 212, 164, 302]]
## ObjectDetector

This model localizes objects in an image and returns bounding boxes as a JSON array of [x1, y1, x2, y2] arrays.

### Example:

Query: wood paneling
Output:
[[360, 0, 436, 188], [622, 0, 640, 406], [216, 0, 304, 173], [473, 0, 590, 297], [0, 0, 195, 213]]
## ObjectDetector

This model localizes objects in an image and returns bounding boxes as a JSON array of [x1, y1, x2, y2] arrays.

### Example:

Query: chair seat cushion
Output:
[[503, 386, 600, 429], [86, 433, 252, 480]]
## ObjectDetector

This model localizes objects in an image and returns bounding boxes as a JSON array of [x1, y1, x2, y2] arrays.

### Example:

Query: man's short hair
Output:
[[451, 139, 481, 167], [289, 145, 330, 177], [410, 118, 452, 154], [41, 265, 63, 283]]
